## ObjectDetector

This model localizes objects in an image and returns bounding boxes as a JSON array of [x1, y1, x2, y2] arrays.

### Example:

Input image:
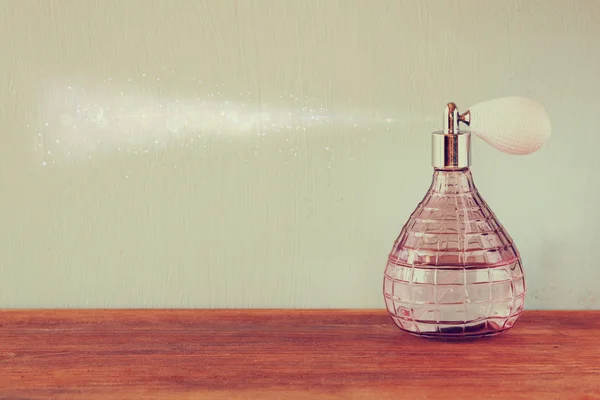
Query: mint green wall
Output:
[[0, 0, 597, 308]]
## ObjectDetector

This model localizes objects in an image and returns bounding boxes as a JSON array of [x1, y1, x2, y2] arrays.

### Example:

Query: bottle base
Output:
[[390, 316, 519, 339], [399, 327, 508, 339]]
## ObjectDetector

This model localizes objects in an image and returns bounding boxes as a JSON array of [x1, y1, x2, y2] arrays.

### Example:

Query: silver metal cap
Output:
[[432, 130, 471, 169], [432, 102, 471, 169]]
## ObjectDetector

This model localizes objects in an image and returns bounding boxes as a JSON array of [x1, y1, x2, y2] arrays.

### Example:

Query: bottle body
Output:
[[383, 168, 525, 338]]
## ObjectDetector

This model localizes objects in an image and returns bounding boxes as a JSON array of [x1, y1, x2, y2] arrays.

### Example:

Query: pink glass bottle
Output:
[[383, 103, 525, 338]]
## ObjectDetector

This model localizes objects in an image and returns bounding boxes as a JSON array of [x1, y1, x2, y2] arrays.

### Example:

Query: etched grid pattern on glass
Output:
[[383, 169, 525, 338]]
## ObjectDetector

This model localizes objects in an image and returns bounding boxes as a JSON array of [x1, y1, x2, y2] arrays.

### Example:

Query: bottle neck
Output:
[[429, 168, 476, 195]]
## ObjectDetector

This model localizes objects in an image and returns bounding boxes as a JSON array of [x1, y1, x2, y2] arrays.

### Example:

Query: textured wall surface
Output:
[[0, 0, 598, 308]]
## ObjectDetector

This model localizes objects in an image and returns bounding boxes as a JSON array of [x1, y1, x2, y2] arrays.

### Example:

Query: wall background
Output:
[[0, 0, 598, 308]]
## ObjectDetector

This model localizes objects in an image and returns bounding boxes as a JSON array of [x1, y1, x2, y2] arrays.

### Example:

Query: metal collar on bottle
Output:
[[431, 102, 471, 169]]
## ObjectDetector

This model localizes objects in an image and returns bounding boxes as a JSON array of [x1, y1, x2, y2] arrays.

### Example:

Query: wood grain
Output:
[[0, 310, 599, 399]]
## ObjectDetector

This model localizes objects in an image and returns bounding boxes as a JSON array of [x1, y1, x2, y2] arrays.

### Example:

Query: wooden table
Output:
[[0, 310, 598, 399]]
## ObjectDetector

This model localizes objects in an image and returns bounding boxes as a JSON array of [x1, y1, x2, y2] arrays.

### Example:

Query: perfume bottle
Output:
[[383, 98, 551, 338]]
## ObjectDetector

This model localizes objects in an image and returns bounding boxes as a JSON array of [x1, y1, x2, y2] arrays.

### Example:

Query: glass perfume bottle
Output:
[[383, 99, 550, 339]]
